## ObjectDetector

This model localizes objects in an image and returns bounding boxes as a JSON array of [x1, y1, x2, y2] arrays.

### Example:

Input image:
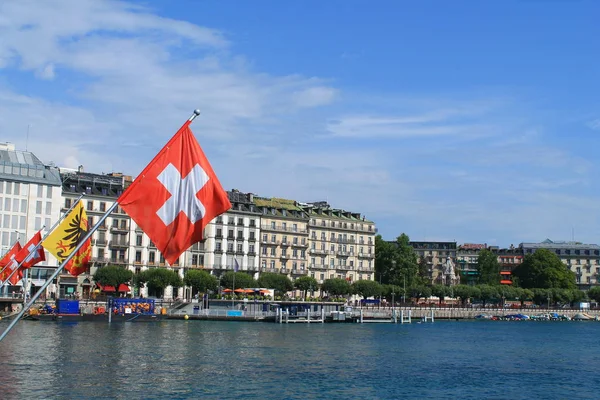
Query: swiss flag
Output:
[[15, 230, 45, 269], [118, 118, 231, 265], [0, 242, 22, 282]]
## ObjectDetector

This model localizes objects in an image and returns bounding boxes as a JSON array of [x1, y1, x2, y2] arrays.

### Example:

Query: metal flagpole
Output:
[[0, 233, 24, 284], [0, 202, 118, 342], [232, 270, 235, 309], [0, 192, 86, 290], [0, 227, 43, 292]]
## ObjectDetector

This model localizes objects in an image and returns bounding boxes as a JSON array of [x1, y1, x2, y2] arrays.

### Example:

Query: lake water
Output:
[[1, 319, 599, 399]]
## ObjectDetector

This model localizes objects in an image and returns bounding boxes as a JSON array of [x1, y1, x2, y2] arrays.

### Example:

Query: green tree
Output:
[[93, 265, 133, 289], [352, 280, 383, 299], [184, 270, 218, 296], [136, 268, 182, 298], [476, 249, 501, 285], [587, 287, 600, 303], [453, 284, 473, 306], [410, 285, 432, 304], [512, 249, 577, 289], [222, 271, 256, 291], [375, 234, 419, 287], [381, 284, 403, 302], [321, 278, 352, 297], [256, 272, 293, 296], [431, 284, 448, 305], [477, 285, 498, 307], [294, 276, 319, 299]]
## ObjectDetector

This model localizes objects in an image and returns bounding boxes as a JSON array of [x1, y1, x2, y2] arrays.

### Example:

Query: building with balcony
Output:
[[254, 196, 310, 279], [490, 246, 523, 285], [520, 239, 600, 290], [208, 189, 261, 278], [0, 142, 62, 296], [456, 244, 485, 285], [60, 167, 133, 298], [302, 201, 376, 285], [410, 241, 458, 284]]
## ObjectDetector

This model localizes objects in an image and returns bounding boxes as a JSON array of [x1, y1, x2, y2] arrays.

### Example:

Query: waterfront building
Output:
[[0, 142, 62, 296], [410, 241, 457, 285], [489, 246, 523, 285], [519, 239, 600, 289], [456, 244, 485, 285], [301, 201, 376, 285], [60, 167, 133, 298], [253, 196, 310, 279], [208, 190, 261, 278]]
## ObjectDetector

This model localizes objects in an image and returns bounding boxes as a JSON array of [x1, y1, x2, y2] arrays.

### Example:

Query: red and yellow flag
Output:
[[42, 201, 91, 276]]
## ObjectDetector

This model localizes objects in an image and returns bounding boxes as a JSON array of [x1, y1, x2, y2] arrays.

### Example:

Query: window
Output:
[[14, 182, 20, 196], [237, 230, 243, 240], [249, 232, 255, 240], [270, 248, 276, 256], [282, 222, 287, 230], [135, 251, 142, 263], [100, 202, 106, 212], [19, 216, 25, 229], [292, 223, 297, 232], [45, 201, 51, 215], [149, 252, 155, 263], [216, 228, 222, 238], [228, 229, 234, 239], [271, 234, 276, 243], [270, 260, 275, 269], [192, 254, 198, 265], [65, 198, 72, 209], [35, 217, 42, 230], [87, 201, 93, 210], [5, 182, 11, 195], [238, 218, 244, 226], [250, 219, 256, 227], [249, 244, 255, 254], [46, 186, 52, 198], [262, 247, 267, 255], [5, 198, 11, 212], [271, 221, 276, 229], [215, 242, 222, 251], [237, 243, 243, 252], [136, 235, 143, 246]]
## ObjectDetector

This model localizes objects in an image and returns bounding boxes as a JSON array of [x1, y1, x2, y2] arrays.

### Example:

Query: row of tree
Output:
[[376, 234, 579, 290]]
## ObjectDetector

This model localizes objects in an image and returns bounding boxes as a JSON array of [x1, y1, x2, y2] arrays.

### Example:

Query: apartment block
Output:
[[410, 241, 458, 285], [302, 201, 376, 285], [0, 142, 63, 295], [520, 239, 600, 290], [254, 197, 310, 278]]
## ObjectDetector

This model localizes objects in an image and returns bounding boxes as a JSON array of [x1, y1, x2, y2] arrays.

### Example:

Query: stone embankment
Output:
[[356, 307, 599, 320]]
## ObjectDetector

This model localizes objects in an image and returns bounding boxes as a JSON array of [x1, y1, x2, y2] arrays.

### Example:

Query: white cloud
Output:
[[0, 0, 597, 246]]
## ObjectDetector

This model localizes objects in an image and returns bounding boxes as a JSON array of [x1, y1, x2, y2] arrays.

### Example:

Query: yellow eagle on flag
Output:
[[43, 201, 92, 276]]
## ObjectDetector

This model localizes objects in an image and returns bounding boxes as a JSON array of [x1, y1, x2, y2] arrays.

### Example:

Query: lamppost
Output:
[[403, 273, 406, 305], [391, 292, 395, 312]]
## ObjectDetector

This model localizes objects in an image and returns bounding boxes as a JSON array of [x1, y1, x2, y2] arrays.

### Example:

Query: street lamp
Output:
[[403, 273, 406, 305], [391, 292, 395, 311]]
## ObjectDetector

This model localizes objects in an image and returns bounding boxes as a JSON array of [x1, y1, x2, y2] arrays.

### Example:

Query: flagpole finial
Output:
[[189, 109, 201, 122]]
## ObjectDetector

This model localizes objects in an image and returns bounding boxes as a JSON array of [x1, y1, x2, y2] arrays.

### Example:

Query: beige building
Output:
[[254, 197, 310, 279], [301, 201, 376, 284]]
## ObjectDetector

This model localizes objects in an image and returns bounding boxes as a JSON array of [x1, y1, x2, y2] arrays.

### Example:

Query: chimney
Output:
[[78, 165, 84, 173]]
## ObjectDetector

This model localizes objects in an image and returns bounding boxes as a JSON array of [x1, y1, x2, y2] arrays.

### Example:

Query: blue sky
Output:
[[0, 0, 599, 247]]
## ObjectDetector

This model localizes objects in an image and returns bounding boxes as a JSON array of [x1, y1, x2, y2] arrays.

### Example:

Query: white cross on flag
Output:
[[117, 117, 231, 265], [16, 230, 46, 269]]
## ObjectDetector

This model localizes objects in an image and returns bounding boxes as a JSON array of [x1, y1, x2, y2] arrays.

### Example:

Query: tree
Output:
[[588, 287, 600, 303], [477, 249, 501, 285], [410, 285, 431, 304], [256, 272, 293, 296], [431, 285, 448, 305], [352, 280, 382, 299], [184, 270, 218, 296], [321, 278, 351, 297], [93, 265, 133, 289], [375, 234, 419, 288], [477, 285, 498, 307], [136, 268, 182, 298], [381, 284, 403, 302], [512, 249, 577, 289], [221, 271, 256, 290], [293, 276, 319, 299]]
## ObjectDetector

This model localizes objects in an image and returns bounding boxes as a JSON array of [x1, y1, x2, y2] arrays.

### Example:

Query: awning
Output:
[[98, 284, 116, 292], [117, 284, 130, 292], [500, 271, 512, 275], [222, 289, 233, 293], [500, 280, 513, 285]]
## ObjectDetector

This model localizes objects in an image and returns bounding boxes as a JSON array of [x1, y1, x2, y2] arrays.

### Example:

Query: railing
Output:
[[170, 308, 277, 319]]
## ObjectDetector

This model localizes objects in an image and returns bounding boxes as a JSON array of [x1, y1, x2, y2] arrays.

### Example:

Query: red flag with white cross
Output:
[[117, 115, 231, 265], [15, 230, 46, 269]]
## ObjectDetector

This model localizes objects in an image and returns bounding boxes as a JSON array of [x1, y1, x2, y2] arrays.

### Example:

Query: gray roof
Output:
[[0, 149, 62, 186], [520, 240, 600, 250]]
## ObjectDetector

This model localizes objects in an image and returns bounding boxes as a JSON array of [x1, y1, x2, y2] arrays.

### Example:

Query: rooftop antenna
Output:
[[26, 124, 30, 151]]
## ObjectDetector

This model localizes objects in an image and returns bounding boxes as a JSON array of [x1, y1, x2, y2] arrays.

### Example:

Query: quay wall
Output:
[[356, 307, 600, 320]]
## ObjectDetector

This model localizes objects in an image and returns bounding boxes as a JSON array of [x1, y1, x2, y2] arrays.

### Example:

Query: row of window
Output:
[[0, 182, 53, 198], [216, 216, 257, 227], [310, 219, 373, 232]]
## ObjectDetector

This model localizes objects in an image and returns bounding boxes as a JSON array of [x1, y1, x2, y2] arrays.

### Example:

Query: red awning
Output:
[[500, 271, 512, 275], [117, 284, 130, 292], [98, 284, 116, 292], [500, 280, 513, 285]]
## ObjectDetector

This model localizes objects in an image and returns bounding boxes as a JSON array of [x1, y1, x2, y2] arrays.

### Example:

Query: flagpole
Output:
[[0, 192, 86, 290], [0, 226, 44, 292], [0, 201, 117, 342], [0, 235, 23, 297], [232, 270, 235, 309]]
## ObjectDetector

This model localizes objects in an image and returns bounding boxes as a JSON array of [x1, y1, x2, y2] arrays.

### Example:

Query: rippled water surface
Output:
[[1, 320, 599, 399]]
